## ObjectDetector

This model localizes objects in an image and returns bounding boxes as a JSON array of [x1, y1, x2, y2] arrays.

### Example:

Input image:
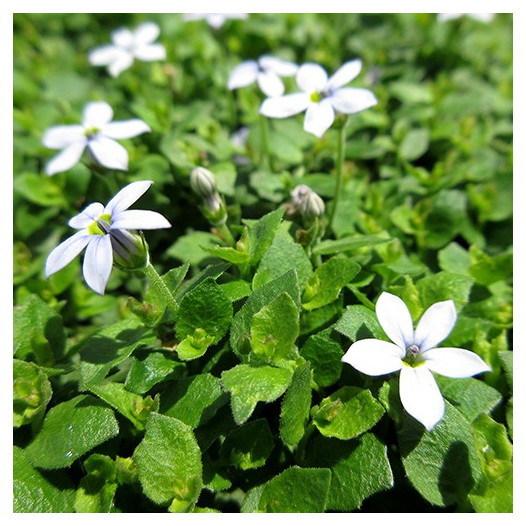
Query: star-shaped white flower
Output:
[[45, 181, 171, 295], [228, 56, 299, 97], [88, 21, 166, 77], [259, 60, 377, 138], [341, 292, 491, 431], [182, 13, 248, 29], [42, 101, 150, 176]]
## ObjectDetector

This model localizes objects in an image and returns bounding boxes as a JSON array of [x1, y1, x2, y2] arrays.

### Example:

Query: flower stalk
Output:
[[329, 115, 349, 232]]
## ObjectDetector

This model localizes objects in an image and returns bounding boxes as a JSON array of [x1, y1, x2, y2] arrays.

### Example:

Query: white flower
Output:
[[182, 13, 248, 29], [88, 21, 166, 77], [437, 13, 495, 23], [341, 292, 491, 431], [259, 60, 377, 138], [228, 56, 298, 97], [45, 181, 171, 295], [42, 101, 150, 176]]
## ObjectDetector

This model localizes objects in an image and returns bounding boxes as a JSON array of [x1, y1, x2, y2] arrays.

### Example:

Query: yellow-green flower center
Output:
[[84, 126, 100, 139], [87, 213, 112, 236], [310, 91, 322, 103]]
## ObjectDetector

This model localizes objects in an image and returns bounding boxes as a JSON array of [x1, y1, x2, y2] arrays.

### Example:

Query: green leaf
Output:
[[166, 231, 221, 265], [313, 233, 390, 255], [304, 433, 394, 511], [279, 363, 312, 447], [250, 292, 299, 363], [469, 245, 513, 286], [133, 413, 203, 510], [312, 386, 385, 440], [256, 466, 332, 512], [25, 395, 119, 469], [13, 446, 75, 512], [221, 364, 293, 425], [13, 359, 52, 428], [14, 172, 68, 207], [219, 279, 252, 302], [398, 128, 429, 161], [416, 271, 474, 312], [74, 454, 117, 513], [219, 419, 274, 470], [204, 245, 250, 264], [302, 257, 360, 310], [498, 350, 513, 390], [438, 242, 471, 275], [243, 208, 285, 266], [334, 304, 386, 341]]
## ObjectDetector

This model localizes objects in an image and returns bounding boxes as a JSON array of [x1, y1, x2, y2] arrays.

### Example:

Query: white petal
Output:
[[415, 300, 457, 352], [134, 43, 166, 62], [68, 202, 105, 229], [45, 140, 86, 176], [296, 63, 328, 93], [82, 234, 113, 295], [228, 61, 259, 90], [399, 364, 445, 431], [421, 348, 491, 378], [328, 88, 378, 114], [45, 230, 91, 277], [107, 52, 134, 77], [102, 119, 151, 139], [303, 100, 335, 138], [257, 71, 285, 97], [88, 44, 123, 66], [104, 180, 154, 216], [111, 210, 171, 230], [133, 22, 160, 45], [327, 60, 362, 90], [342, 339, 404, 376], [42, 125, 85, 149], [375, 292, 414, 350], [259, 56, 298, 77], [87, 136, 129, 171], [111, 27, 134, 48], [259, 93, 310, 118], [83, 101, 114, 128]]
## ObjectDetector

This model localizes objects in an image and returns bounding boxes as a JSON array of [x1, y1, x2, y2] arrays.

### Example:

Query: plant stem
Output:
[[142, 262, 179, 313], [214, 222, 236, 246], [259, 113, 275, 172], [328, 118, 348, 232]]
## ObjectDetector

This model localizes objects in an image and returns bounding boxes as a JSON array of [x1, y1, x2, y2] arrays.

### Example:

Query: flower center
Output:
[[310, 91, 322, 103], [84, 127, 101, 139], [87, 213, 112, 236], [403, 344, 425, 367]]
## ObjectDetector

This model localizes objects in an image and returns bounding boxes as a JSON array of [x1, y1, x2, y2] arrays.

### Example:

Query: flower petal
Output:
[[328, 87, 378, 114], [107, 52, 134, 77], [134, 43, 166, 61], [421, 347, 491, 378], [82, 234, 113, 295], [327, 59, 362, 90], [415, 300, 457, 352], [102, 119, 151, 139], [45, 230, 91, 277], [88, 44, 123, 66], [110, 210, 171, 230], [259, 93, 310, 118], [104, 180, 154, 216], [42, 125, 85, 149], [45, 140, 86, 176], [257, 71, 285, 97], [375, 292, 414, 350], [133, 21, 160, 45], [87, 136, 129, 171], [111, 27, 134, 48], [303, 99, 335, 138], [296, 63, 328, 93], [228, 61, 259, 90], [259, 56, 298, 77], [68, 202, 105, 229], [83, 101, 114, 128], [399, 364, 445, 431], [342, 339, 404, 376]]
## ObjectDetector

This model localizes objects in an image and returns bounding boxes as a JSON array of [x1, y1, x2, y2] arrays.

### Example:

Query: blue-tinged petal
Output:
[[304, 99, 335, 138], [421, 347, 491, 378], [257, 71, 285, 97], [83, 101, 114, 128], [87, 136, 128, 171], [228, 61, 259, 90], [42, 125, 86, 149], [329, 87, 378, 114], [82, 234, 113, 295], [342, 339, 404, 376], [45, 140, 87, 176], [102, 119, 151, 139], [326, 59, 362, 90], [68, 202, 105, 229], [375, 292, 414, 350], [110, 210, 171, 230], [415, 300, 457, 352], [45, 230, 91, 278], [259, 93, 310, 118], [259, 56, 298, 77], [104, 180, 154, 217], [399, 364, 445, 431], [296, 63, 328, 93]]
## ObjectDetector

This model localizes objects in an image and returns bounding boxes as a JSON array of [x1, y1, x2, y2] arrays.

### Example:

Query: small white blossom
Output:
[[182, 13, 248, 29], [341, 292, 491, 431], [259, 60, 377, 138], [228, 56, 298, 97], [42, 101, 150, 176], [437, 13, 495, 23], [45, 181, 171, 295], [88, 21, 166, 77]]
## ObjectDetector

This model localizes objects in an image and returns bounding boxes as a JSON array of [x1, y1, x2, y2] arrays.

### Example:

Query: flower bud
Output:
[[190, 167, 217, 198], [300, 190, 325, 220], [110, 229, 149, 271], [202, 192, 228, 226]]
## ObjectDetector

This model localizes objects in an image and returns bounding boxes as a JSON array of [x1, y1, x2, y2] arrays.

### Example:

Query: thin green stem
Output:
[[328, 119, 348, 232], [215, 222, 236, 246], [142, 262, 179, 313], [259, 113, 275, 172]]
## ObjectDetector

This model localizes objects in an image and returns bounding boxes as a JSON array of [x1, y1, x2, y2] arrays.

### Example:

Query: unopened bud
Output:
[[202, 192, 228, 226], [290, 184, 312, 207], [300, 190, 325, 220], [190, 167, 217, 198], [110, 229, 149, 271]]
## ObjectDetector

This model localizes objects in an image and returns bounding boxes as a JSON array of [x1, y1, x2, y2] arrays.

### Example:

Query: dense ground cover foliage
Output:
[[13, 13, 513, 513]]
